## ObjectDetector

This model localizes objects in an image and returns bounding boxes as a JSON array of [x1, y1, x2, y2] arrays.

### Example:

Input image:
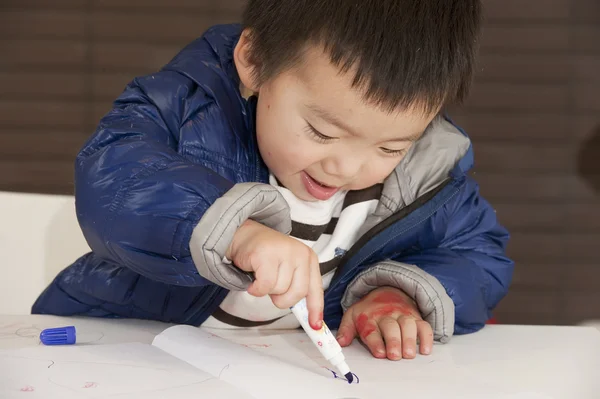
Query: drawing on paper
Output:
[[82, 381, 98, 388], [0, 344, 220, 398], [242, 343, 272, 348], [323, 367, 360, 384]]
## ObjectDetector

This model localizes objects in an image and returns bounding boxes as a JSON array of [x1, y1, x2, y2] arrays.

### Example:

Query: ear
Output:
[[234, 29, 260, 93]]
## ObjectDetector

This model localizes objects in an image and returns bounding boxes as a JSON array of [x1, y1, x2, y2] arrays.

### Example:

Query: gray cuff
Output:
[[189, 183, 291, 291], [341, 261, 455, 343]]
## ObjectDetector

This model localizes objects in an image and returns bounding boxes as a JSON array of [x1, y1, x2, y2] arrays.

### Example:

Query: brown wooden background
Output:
[[1, 0, 599, 325]]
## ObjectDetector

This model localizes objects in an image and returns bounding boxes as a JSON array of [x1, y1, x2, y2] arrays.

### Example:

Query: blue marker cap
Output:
[[40, 326, 76, 345]]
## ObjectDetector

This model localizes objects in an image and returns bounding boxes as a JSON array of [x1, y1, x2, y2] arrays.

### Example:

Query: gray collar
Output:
[[360, 116, 471, 235]]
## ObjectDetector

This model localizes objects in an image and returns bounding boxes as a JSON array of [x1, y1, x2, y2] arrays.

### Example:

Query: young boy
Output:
[[33, 0, 514, 361]]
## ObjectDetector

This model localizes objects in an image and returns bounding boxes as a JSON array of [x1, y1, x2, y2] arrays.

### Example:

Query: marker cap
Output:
[[40, 326, 76, 345]]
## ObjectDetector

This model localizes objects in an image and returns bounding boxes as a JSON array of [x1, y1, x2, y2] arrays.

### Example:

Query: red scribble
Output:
[[298, 339, 306, 343], [371, 290, 406, 304], [242, 343, 271, 348], [83, 382, 98, 389], [20, 386, 34, 392], [310, 319, 323, 330], [356, 313, 376, 339], [371, 304, 398, 318], [371, 292, 418, 317], [359, 325, 377, 340]]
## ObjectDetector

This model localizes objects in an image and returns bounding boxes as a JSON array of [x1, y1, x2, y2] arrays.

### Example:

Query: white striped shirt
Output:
[[202, 175, 382, 329]]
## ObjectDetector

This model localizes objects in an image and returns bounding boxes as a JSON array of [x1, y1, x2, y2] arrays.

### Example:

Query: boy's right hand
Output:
[[226, 219, 324, 329]]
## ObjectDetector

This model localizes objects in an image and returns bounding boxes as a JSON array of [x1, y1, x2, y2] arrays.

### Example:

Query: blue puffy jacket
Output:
[[32, 24, 513, 339]]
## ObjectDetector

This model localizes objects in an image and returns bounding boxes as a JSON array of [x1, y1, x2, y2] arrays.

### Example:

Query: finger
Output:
[[305, 251, 324, 330], [247, 262, 279, 297], [270, 261, 295, 295], [336, 307, 356, 347], [378, 317, 402, 360], [398, 315, 418, 359], [270, 264, 309, 309], [359, 319, 386, 359], [416, 320, 434, 355]]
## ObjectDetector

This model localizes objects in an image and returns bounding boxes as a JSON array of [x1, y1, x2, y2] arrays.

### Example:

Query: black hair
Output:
[[243, 0, 483, 114]]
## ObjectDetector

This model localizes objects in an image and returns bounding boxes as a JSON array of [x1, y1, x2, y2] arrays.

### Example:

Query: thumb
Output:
[[336, 307, 356, 347]]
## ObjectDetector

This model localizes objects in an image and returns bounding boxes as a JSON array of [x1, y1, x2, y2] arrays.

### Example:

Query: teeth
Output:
[[307, 173, 335, 189], [315, 179, 330, 188]]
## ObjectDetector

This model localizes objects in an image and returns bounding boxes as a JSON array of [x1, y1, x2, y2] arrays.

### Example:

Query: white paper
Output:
[[0, 342, 251, 399], [152, 325, 359, 399], [2, 318, 599, 399]]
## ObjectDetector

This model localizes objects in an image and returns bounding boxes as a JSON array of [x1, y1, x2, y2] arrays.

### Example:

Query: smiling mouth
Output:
[[312, 177, 336, 189], [302, 172, 341, 201]]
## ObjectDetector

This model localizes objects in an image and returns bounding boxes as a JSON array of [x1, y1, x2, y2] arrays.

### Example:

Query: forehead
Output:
[[281, 46, 437, 138]]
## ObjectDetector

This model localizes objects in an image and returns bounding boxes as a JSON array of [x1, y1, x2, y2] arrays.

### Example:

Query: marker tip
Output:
[[344, 372, 353, 384]]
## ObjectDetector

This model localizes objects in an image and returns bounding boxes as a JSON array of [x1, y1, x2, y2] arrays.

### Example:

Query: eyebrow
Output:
[[307, 103, 357, 135], [387, 131, 424, 143], [306, 103, 423, 143]]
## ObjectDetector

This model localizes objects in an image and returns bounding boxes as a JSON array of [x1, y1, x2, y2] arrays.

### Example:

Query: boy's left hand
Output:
[[336, 286, 433, 360]]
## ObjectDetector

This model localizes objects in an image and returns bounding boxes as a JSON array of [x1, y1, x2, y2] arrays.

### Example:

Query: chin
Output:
[[291, 189, 318, 202]]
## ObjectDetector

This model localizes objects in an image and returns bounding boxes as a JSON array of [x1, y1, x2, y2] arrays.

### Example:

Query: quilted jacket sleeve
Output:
[[342, 176, 514, 340], [75, 71, 236, 287], [394, 176, 514, 334]]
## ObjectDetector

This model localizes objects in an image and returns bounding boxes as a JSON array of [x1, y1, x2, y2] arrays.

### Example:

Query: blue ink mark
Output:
[[324, 367, 359, 384], [334, 247, 347, 257]]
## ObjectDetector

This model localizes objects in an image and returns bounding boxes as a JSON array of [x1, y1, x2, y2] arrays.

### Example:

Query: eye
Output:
[[379, 147, 407, 157], [304, 123, 336, 144]]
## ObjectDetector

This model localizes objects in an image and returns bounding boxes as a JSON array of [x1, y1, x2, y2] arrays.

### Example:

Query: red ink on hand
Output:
[[356, 313, 376, 339], [83, 382, 98, 389], [370, 291, 419, 318], [371, 290, 407, 304], [20, 386, 34, 392], [311, 319, 323, 330], [371, 304, 411, 319]]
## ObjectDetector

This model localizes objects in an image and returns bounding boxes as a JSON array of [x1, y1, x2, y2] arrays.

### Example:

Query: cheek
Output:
[[375, 158, 403, 180], [354, 158, 400, 188], [256, 107, 314, 173]]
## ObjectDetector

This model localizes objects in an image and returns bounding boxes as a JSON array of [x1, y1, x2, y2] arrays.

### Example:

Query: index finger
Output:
[[305, 252, 324, 330]]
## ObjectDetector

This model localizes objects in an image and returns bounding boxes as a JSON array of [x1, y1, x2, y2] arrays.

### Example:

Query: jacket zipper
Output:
[[326, 177, 458, 293]]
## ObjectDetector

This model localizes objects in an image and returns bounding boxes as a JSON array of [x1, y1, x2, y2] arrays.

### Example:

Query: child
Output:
[[33, 0, 514, 361]]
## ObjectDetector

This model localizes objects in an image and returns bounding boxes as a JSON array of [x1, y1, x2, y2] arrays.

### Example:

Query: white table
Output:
[[2, 190, 600, 397], [1, 314, 599, 398]]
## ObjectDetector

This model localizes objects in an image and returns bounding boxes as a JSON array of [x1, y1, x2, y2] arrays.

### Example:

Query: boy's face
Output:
[[236, 39, 438, 201]]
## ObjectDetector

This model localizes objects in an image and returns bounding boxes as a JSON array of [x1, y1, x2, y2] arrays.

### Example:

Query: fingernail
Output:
[[422, 347, 431, 355], [336, 333, 344, 341], [405, 348, 415, 356], [312, 320, 322, 330], [390, 350, 400, 358]]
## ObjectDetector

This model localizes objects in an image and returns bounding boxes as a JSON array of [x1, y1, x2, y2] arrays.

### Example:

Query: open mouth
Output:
[[312, 178, 335, 189], [301, 172, 340, 201]]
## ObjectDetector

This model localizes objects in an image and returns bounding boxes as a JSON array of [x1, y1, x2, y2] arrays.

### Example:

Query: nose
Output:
[[321, 152, 362, 180]]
